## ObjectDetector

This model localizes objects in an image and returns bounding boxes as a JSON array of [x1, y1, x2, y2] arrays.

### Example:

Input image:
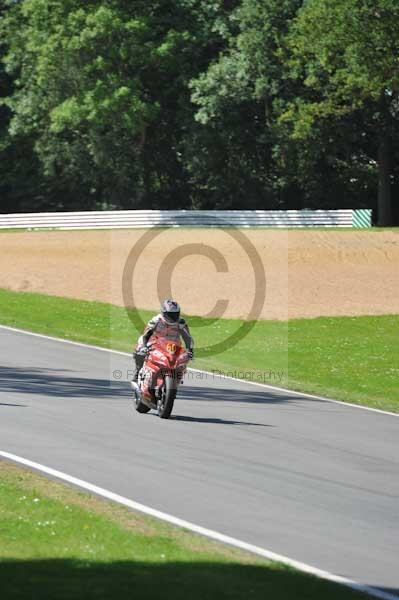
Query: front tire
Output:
[[157, 376, 177, 419]]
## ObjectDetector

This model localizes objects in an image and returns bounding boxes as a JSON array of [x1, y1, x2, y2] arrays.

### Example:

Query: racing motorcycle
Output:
[[131, 339, 191, 419]]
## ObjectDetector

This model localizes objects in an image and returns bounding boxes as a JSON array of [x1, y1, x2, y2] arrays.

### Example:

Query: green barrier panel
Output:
[[352, 209, 372, 228]]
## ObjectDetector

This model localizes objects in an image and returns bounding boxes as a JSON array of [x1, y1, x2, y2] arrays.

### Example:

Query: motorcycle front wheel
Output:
[[157, 376, 177, 419]]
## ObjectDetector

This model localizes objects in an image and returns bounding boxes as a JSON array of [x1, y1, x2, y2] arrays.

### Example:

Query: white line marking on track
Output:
[[0, 451, 397, 600], [1, 324, 397, 417], [0, 324, 128, 356]]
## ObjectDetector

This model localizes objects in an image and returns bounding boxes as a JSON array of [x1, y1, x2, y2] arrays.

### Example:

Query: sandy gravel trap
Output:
[[1, 229, 398, 320]]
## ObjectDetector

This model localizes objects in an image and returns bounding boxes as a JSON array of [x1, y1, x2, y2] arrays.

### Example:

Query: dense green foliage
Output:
[[1, 0, 398, 221]]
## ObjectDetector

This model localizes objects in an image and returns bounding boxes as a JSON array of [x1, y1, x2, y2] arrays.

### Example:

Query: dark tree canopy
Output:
[[1, 0, 397, 222]]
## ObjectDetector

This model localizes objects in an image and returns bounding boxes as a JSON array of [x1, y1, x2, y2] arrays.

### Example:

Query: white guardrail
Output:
[[0, 209, 372, 229]]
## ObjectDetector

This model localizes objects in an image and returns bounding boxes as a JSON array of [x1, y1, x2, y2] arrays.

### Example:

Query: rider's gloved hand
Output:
[[187, 349, 194, 360]]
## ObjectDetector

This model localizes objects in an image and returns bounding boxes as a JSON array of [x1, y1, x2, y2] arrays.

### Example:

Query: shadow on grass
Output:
[[0, 559, 366, 600]]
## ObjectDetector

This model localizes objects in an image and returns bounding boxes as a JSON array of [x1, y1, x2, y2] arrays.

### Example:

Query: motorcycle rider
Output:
[[132, 299, 194, 383]]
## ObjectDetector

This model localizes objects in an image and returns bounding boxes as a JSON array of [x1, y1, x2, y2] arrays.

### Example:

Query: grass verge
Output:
[[0, 460, 365, 600], [0, 288, 397, 412]]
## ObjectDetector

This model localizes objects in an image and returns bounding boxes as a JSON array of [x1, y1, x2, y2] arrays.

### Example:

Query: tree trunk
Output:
[[377, 134, 393, 226]]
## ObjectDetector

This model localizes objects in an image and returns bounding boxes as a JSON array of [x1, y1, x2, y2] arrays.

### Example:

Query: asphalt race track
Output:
[[0, 327, 398, 597]]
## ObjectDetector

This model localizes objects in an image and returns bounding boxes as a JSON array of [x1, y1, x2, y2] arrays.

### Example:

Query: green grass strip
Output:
[[0, 288, 397, 412], [0, 461, 365, 600]]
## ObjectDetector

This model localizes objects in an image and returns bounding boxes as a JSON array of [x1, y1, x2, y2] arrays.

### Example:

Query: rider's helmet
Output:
[[161, 299, 181, 323]]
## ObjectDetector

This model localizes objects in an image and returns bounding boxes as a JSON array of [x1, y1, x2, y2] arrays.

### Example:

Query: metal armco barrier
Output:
[[0, 209, 372, 229]]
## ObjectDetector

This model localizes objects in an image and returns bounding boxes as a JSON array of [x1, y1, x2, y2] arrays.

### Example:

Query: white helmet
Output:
[[161, 299, 180, 323]]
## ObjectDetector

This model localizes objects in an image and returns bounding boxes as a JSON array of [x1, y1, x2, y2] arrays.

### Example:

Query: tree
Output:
[[189, 0, 304, 208], [1, 0, 238, 210], [284, 0, 399, 225], [3, 0, 170, 207], [2, 0, 397, 214], [0, 0, 44, 213]]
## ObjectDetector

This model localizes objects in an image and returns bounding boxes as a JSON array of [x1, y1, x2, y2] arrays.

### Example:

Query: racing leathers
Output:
[[132, 314, 194, 382]]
